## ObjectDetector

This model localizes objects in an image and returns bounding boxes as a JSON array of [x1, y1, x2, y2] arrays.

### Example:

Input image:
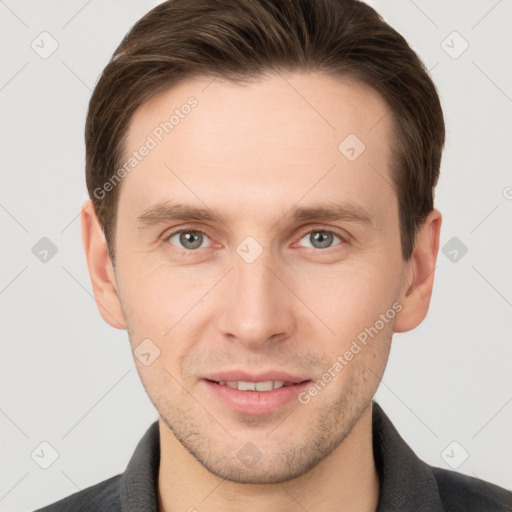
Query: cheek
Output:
[[292, 260, 399, 339], [117, 262, 213, 375], [118, 261, 206, 327]]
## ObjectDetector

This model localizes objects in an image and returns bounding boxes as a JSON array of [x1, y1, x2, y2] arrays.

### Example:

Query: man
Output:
[[35, 0, 512, 510]]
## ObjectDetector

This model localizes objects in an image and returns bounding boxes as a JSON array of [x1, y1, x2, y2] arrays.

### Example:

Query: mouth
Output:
[[208, 379, 305, 391], [202, 373, 312, 415]]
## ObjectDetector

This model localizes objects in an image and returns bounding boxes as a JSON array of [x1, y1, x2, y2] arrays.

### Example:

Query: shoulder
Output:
[[431, 465, 512, 511], [33, 473, 122, 512]]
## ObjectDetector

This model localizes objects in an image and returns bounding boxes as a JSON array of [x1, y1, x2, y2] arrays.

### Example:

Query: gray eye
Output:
[[168, 230, 209, 250], [299, 230, 342, 249]]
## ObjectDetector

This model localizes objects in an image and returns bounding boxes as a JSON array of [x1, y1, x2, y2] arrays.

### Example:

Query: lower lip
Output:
[[202, 380, 311, 415]]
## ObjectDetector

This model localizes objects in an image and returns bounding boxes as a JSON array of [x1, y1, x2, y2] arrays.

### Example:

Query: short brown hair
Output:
[[85, 0, 445, 265]]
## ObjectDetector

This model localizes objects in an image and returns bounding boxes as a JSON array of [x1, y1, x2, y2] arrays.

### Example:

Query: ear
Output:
[[394, 208, 442, 333], [81, 199, 126, 330]]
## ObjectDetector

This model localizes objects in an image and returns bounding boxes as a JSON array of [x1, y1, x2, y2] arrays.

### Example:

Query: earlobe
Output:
[[394, 208, 442, 333], [81, 200, 126, 330]]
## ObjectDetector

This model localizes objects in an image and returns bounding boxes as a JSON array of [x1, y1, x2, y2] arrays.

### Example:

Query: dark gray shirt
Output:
[[34, 402, 512, 511]]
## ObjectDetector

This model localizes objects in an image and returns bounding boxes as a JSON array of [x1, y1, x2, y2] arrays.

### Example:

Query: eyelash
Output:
[[163, 226, 347, 253]]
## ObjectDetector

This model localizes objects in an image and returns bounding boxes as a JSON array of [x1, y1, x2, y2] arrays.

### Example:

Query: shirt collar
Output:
[[117, 402, 444, 511], [372, 401, 444, 511], [119, 420, 160, 511]]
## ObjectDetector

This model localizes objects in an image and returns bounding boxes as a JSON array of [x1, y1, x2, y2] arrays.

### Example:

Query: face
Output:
[[110, 72, 408, 483]]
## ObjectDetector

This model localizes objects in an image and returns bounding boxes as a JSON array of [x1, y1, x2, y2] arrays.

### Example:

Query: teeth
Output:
[[217, 380, 288, 391], [237, 381, 256, 391], [255, 381, 273, 391]]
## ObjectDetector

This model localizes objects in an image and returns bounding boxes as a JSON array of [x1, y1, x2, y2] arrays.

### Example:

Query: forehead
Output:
[[120, 72, 395, 228]]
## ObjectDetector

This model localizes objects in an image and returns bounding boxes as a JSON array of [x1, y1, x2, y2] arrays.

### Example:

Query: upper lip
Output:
[[203, 370, 309, 384]]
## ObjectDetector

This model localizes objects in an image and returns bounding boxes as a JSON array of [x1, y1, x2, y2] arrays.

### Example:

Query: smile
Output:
[[203, 377, 312, 415], [215, 380, 295, 391]]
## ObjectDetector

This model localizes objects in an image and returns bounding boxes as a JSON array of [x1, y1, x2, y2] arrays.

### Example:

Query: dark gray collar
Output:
[[372, 401, 443, 511], [119, 420, 160, 511], [117, 402, 444, 511]]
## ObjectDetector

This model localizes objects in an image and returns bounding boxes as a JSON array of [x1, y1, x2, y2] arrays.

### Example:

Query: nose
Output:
[[216, 243, 297, 350]]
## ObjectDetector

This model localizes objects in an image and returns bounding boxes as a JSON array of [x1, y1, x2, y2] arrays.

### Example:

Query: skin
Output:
[[81, 71, 441, 512]]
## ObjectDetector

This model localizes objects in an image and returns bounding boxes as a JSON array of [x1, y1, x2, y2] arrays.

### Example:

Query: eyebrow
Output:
[[136, 200, 375, 230]]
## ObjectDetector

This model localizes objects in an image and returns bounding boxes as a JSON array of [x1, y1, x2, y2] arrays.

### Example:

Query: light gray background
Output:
[[1, 1, 511, 510]]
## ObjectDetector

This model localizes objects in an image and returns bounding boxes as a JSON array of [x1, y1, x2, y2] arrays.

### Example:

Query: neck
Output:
[[158, 403, 379, 512]]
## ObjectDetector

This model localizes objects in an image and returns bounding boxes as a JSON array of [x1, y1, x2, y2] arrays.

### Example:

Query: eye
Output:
[[166, 229, 211, 251], [297, 229, 345, 250], [164, 227, 346, 253]]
